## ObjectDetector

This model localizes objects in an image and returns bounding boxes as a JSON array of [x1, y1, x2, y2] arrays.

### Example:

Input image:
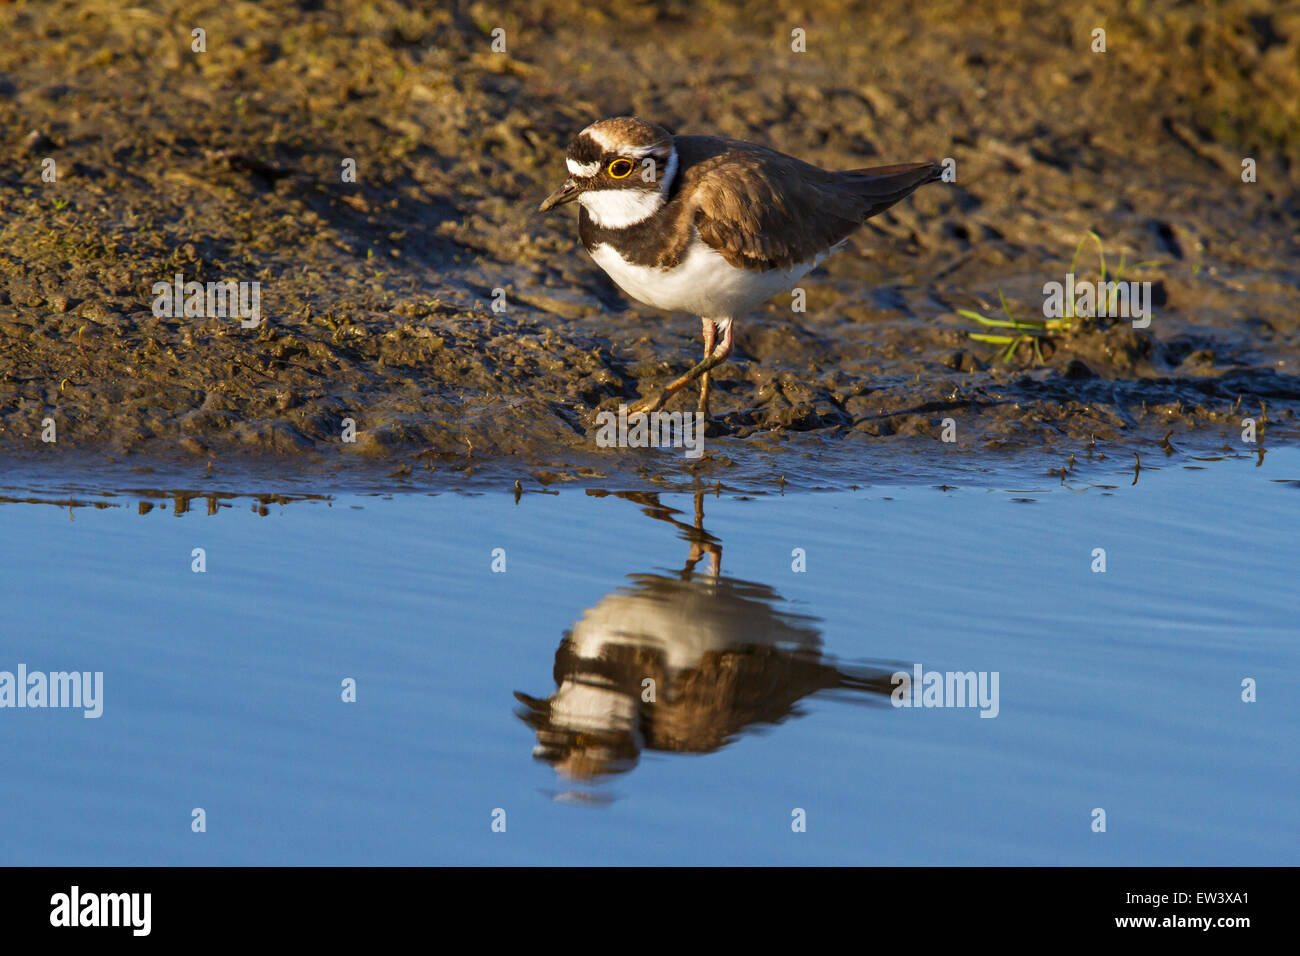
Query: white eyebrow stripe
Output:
[[584, 125, 616, 151], [628, 141, 671, 159], [566, 158, 601, 178]]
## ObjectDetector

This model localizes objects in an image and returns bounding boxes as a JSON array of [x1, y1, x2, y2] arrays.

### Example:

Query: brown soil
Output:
[[1, 0, 1297, 489]]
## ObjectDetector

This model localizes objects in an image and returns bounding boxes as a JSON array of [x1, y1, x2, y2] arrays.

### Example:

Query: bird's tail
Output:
[[842, 160, 943, 221]]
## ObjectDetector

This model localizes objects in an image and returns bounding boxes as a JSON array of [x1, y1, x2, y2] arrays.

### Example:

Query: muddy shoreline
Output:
[[2, 0, 1298, 488]]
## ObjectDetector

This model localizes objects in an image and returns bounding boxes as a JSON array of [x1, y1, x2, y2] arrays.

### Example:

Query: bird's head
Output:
[[539, 117, 677, 228]]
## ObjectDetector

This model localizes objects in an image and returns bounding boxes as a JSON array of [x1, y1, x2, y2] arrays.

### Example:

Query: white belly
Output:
[[589, 237, 827, 318]]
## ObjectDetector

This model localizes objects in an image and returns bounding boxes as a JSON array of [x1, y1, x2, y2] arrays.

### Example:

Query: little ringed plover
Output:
[[540, 116, 942, 417]]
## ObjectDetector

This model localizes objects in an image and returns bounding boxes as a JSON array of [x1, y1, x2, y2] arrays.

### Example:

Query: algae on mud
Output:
[[0, 0, 1297, 486]]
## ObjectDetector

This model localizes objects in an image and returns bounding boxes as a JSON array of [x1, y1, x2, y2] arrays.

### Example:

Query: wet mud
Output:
[[1, 0, 1298, 488]]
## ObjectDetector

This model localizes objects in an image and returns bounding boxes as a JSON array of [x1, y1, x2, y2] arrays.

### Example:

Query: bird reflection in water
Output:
[[515, 491, 896, 790]]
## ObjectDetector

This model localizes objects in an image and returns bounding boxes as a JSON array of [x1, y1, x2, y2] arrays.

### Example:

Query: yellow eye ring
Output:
[[607, 159, 635, 179]]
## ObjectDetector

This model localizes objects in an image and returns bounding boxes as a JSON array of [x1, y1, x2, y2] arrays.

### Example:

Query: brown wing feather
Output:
[[676, 136, 940, 271]]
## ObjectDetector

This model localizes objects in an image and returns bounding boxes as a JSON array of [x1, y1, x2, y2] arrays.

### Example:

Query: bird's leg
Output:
[[698, 318, 717, 417], [681, 491, 722, 579], [629, 320, 734, 416]]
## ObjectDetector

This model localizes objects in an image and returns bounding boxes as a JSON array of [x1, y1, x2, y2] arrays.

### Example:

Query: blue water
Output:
[[1, 450, 1297, 864]]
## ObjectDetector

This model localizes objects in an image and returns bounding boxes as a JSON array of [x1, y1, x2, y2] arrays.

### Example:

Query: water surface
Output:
[[1, 450, 1297, 864]]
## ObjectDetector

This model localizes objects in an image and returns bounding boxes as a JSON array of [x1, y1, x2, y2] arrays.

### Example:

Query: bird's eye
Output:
[[607, 159, 635, 179]]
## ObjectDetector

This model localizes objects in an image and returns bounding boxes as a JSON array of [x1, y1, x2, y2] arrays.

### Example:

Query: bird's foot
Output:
[[627, 393, 667, 416]]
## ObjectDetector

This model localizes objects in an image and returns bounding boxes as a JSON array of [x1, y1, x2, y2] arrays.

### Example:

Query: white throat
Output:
[[579, 147, 678, 229]]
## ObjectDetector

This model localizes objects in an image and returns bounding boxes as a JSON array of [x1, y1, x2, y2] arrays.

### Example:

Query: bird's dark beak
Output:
[[539, 178, 581, 212]]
